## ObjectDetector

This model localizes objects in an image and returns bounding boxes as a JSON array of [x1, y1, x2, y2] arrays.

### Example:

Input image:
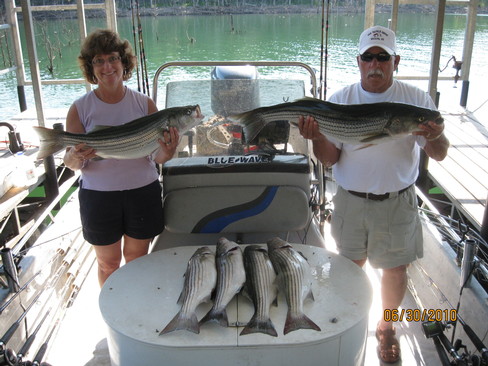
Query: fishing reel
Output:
[[422, 321, 486, 366], [0, 344, 18, 366]]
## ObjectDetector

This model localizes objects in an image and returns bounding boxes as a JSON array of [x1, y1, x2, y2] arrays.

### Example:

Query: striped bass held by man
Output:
[[33, 105, 204, 160], [231, 97, 443, 146]]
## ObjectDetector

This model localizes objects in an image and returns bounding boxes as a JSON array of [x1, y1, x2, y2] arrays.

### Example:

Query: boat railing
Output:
[[152, 61, 319, 105]]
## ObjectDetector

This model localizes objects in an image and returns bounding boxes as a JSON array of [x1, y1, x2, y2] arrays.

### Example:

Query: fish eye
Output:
[[418, 116, 426, 123]]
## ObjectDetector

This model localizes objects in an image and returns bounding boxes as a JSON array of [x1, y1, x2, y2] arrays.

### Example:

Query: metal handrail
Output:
[[152, 60, 318, 104]]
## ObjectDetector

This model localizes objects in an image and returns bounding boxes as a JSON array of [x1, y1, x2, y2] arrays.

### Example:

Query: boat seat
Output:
[[161, 154, 311, 234]]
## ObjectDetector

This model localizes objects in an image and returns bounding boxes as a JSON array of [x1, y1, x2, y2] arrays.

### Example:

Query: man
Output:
[[298, 25, 449, 363]]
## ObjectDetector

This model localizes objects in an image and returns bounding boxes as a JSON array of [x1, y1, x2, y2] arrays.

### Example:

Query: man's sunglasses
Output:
[[360, 52, 392, 62]]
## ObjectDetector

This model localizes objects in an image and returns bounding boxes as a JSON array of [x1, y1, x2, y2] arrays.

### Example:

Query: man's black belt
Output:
[[347, 185, 412, 201]]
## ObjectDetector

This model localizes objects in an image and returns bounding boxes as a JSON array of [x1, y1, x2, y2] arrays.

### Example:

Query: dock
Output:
[[428, 104, 488, 236], [1, 108, 69, 249]]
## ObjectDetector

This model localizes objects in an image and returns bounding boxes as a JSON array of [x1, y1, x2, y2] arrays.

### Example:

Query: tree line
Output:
[[1, 0, 487, 17]]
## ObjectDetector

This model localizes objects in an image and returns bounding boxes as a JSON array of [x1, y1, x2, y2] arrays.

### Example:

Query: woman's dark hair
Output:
[[78, 29, 135, 84]]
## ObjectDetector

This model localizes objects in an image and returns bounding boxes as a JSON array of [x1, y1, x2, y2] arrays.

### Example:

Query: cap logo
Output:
[[369, 30, 389, 41]]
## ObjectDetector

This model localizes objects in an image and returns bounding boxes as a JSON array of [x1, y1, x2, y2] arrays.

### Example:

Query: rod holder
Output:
[[460, 239, 477, 289], [1, 248, 20, 293]]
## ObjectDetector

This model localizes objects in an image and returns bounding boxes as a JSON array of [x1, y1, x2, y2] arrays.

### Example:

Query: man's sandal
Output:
[[376, 324, 401, 363]]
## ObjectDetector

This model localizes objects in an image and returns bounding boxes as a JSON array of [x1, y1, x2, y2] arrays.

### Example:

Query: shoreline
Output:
[[24, 4, 488, 20], [118, 4, 487, 17]]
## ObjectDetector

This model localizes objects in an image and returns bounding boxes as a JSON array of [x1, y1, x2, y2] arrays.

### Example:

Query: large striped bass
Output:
[[267, 237, 321, 335], [240, 245, 278, 337], [160, 246, 217, 335], [200, 237, 246, 328], [231, 98, 443, 145], [33, 105, 204, 159]]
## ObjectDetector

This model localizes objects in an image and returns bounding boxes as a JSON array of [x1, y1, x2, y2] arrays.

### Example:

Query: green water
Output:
[[1, 12, 487, 118]]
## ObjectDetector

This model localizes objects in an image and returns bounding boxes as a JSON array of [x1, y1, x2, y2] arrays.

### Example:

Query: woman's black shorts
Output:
[[79, 180, 164, 246]]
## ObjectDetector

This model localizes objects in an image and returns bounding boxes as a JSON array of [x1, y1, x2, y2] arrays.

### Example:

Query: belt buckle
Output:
[[388, 191, 398, 199]]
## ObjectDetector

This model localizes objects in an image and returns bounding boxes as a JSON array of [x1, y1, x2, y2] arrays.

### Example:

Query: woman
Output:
[[63, 29, 179, 286]]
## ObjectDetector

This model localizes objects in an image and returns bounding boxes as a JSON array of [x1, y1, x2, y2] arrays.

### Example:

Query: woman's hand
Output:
[[154, 127, 180, 164], [63, 143, 97, 170]]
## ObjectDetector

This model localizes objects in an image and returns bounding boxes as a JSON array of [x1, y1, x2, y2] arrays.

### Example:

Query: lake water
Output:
[[1, 11, 487, 120]]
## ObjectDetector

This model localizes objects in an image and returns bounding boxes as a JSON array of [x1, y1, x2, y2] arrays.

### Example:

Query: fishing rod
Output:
[[0, 270, 42, 315], [323, 0, 331, 101], [135, 0, 150, 96], [0, 253, 68, 365], [1, 244, 68, 315], [22, 277, 76, 366], [130, 0, 141, 93], [318, 0, 325, 100], [420, 235, 488, 365], [318, 0, 331, 100], [12, 308, 52, 365], [454, 242, 488, 364], [0, 291, 43, 366]]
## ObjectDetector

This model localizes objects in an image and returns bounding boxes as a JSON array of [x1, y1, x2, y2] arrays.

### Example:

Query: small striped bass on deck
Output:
[[231, 97, 443, 145], [159, 246, 217, 335], [240, 245, 278, 337], [267, 237, 321, 335], [33, 105, 204, 160], [199, 237, 246, 328]]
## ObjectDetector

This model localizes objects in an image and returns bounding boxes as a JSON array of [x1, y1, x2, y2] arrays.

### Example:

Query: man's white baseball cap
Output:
[[358, 25, 397, 55]]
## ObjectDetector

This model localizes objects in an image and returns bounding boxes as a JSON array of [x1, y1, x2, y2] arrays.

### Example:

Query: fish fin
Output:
[[199, 308, 228, 327], [272, 296, 278, 307], [297, 250, 309, 261], [230, 110, 267, 143], [240, 314, 278, 337], [32, 126, 65, 159], [159, 311, 199, 335], [88, 125, 114, 133], [359, 133, 390, 143], [176, 288, 187, 305], [353, 144, 375, 150], [283, 311, 321, 335], [306, 288, 315, 302]]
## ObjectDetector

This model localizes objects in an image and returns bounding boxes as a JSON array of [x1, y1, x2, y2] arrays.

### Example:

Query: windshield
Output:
[[164, 78, 308, 157]]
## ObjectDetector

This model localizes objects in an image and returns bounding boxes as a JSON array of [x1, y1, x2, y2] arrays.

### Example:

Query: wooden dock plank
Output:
[[428, 110, 488, 230]]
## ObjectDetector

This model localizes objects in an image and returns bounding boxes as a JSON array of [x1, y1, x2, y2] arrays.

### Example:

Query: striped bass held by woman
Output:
[[33, 104, 204, 160], [231, 97, 443, 146]]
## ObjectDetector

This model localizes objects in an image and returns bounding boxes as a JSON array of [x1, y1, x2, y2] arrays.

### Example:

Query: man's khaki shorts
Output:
[[330, 185, 423, 269]]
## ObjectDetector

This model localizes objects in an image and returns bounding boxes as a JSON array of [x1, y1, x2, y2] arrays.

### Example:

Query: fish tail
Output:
[[231, 110, 267, 143], [199, 308, 229, 327], [159, 311, 199, 335], [240, 314, 278, 337], [283, 311, 321, 335], [32, 126, 65, 159]]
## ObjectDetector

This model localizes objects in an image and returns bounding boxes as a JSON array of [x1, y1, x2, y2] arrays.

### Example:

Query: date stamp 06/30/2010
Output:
[[383, 308, 458, 323]]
